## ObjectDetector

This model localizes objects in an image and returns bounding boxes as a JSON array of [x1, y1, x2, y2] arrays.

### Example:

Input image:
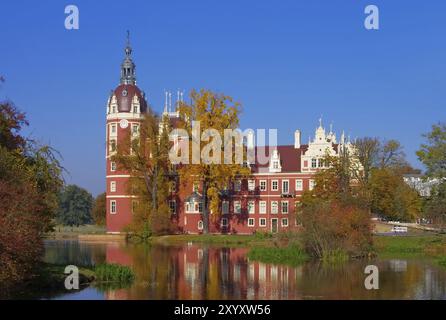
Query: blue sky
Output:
[[1, 0, 445, 196]]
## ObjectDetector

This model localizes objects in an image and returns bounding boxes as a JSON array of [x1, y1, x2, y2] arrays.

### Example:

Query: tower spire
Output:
[[120, 31, 136, 85]]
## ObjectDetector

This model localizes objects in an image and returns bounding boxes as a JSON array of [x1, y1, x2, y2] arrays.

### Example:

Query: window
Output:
[[110, 140, 117, 152], [111, 162, 117, 171], [110, 200, 116, 214], [198, 221, 204, 230], [259, 218, 267, 227], [248, 218, 255, 227], [110, 181, 116, 192], [133, 105, 139, 113], [248, 179, 255, 191], [282, 218, 289, 227], [295, 179, 303, 191], [132, 124, 139, 136], [222, 201, 229, 214], [234, 180, 242, 192], [234, 201, 241, 214], [311, 158, 317, 168], [110, 124, 117, 135], [169, 200, 177, 214], [169, 181, 177, 193], [271, 201, 278, 214], [281, 201, 289, 214], [271, 180, 279, 191], [259, 180, 267, 191], [273, 161, 279, 169], [309, 180, 316, 191], [259, 201, 267, 214], [198, 202, 203, 213], [221, 218, 228, 227], [112, 105, 116, 113], [248, 201, 255, 214], [282, 180, 289, 194], [193, 182, 199, 192]]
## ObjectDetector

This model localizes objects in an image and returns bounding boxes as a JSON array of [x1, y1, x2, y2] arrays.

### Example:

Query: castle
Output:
[[105, 37, 353, 234]]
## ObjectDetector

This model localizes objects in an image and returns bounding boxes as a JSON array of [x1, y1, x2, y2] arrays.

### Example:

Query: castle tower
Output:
[[106, 32, 147, 233]]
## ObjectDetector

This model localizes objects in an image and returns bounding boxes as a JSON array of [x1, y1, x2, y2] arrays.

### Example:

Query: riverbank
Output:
[[46, 225, 107, 239]]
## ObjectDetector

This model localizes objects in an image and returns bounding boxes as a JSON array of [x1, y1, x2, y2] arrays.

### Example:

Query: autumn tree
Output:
[[176, 89, 249, 234], [0, 100, 63, 289], [92, 192, 106, 226], [299, 148, 373, 260], [112, 108, 172, 237], [369, 168, 421, 222]]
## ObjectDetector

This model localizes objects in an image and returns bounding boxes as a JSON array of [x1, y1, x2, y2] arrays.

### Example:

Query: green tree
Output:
[[92, 192, 106, 226], [57, 185, 93, 229], [177, 89, 249, 233], [417, 122, 446, 179], [417, 123, 446, 228], [423, 182, 446, 228]]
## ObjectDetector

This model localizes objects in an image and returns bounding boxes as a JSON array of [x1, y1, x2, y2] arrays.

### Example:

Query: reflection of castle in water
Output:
[[104, 243, 303, 300]]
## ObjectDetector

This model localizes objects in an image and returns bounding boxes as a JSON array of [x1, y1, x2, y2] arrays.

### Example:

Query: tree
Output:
[[417, 123, 446, 228], [112, 108, 173, 236], [176, 89, 249, 233], [369, 168, 421, 221], [423, 182, 446, 229], [57, 185, 93, 229], [378, 139, 406, 169], [299, 149, 373, 260], [417, 122, 446, 179], [0, 99, 63, 288], [92, 192, 106, 226]]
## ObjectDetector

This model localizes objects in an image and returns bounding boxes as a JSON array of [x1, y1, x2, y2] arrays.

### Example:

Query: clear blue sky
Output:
[[1, 0, 445, 196]]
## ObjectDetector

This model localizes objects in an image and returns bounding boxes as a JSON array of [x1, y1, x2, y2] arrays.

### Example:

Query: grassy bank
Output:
[[374, 235, 446, 257], [247, 245, 309, 266], [150, 234, 266, 246], [1, 262, 135, 299], [46, 224, 106, 239]]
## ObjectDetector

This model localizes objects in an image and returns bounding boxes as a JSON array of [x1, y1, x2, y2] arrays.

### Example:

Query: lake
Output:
[[42, 239, 446, 300]]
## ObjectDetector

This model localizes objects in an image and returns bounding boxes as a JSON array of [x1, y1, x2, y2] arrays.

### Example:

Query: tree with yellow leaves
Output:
[[176, 89, 250, 233]]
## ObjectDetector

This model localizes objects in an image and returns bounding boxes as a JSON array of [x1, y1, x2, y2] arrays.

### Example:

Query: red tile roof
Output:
[[251, 145, 309, 173]]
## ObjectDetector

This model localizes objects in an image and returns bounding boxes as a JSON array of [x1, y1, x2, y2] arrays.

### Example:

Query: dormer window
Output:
[[133, 105, 139, 113], [269, 149, 282, 173]]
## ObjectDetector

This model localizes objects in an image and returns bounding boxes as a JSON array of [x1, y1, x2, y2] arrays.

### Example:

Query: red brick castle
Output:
[[106, 38, 353, 234]]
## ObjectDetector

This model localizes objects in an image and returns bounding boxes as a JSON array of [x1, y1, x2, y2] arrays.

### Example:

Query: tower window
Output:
[[111, 162, 117, 171], [169, 200, 177, 214], [110, 181, 116, 192], [110, 200, 117, 214]]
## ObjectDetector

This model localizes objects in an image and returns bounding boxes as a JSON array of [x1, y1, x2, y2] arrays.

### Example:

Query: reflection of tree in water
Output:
[[92, 242, 446, 300], [297, 259, 446, 299], [44, 240, 106, 267]]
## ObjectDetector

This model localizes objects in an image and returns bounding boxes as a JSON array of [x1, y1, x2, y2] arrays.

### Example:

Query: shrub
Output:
[[300, 199, 373, 260], [94, 263, 135, 283]]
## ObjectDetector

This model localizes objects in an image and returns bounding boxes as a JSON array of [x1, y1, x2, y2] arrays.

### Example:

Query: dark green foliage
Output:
[[57, 185, 93, 228]]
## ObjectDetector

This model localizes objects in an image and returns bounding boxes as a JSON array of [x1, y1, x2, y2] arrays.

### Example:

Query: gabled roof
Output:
[[251, 145, 308, 173]]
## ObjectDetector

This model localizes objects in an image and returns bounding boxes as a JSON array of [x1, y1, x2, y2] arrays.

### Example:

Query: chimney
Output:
[[294, 130, 301, 149]]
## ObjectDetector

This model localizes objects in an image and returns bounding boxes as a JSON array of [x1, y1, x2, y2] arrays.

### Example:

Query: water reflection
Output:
[[44, 240, 446, 300]]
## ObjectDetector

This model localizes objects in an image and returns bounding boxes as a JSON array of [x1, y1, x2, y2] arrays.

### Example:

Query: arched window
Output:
[[198, 221, 204, 230]]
